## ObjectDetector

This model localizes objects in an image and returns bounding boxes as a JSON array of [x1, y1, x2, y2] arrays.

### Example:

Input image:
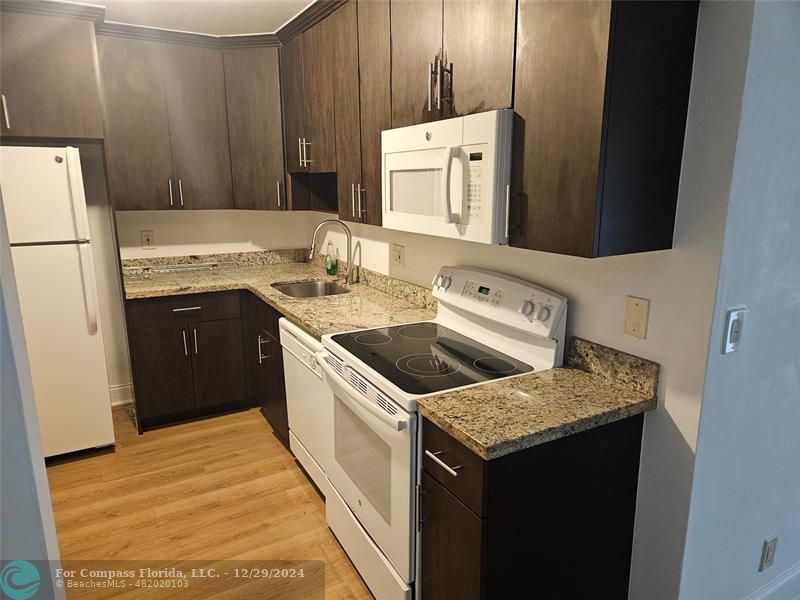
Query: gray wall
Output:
[[680, 2, 800, 599]]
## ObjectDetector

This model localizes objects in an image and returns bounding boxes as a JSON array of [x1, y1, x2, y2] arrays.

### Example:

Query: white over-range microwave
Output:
[[381, 109, 513, 245]]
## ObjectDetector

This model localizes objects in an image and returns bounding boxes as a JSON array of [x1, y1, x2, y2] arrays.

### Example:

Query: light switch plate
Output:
[[140, 229, 155, 250], [624, 296, 650, 339], [391, 243, 405, 268], [759, 536, 778, 571], [723, 307, 747, 354]]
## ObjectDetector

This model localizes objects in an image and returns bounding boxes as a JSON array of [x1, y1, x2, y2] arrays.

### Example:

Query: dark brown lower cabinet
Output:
[[419, 414, 645, 599], [126, 292, 249, 430], [243, 293, 289, 445]]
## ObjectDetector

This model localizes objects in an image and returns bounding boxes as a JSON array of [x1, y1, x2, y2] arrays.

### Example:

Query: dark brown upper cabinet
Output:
[[100, 37, 233, 210], [280, 18, 337, 175], [390, 0, 442, 127], [97, 36, 174, 210], [511, 0, 698, 257], [223, 46, 286, 211], [0, 10, 104, 139], [442, 0, 516, 118], [356, 0, 391, 226], [332, 1, 363, 223], [161, 43, 233, 209], [390, 0, 516, 127]]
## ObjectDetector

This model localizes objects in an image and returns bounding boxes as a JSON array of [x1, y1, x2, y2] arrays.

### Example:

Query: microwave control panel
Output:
[[465, 152, 484, 219]]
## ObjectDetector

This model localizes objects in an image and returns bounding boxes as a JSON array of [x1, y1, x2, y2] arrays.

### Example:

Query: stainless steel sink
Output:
[[271, 280, 351, 298]]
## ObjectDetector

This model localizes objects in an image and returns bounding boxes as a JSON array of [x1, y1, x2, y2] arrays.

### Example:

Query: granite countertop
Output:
[[123, 261, 436, 339], [416, 338, 660, 460]]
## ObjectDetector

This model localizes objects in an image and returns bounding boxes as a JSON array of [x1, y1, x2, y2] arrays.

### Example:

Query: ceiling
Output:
[[99, 0, 314, 36]]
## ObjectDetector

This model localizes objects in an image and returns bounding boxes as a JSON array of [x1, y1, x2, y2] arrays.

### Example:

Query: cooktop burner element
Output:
[[331, 321, 532, 395], [397, 353, 462, 377]]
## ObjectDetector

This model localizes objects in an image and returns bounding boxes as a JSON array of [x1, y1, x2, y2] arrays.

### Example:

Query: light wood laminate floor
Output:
[[46, 406, 373, 599]]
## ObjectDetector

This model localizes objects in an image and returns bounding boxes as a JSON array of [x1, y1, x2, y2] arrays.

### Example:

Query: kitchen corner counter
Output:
[[416, 338, 659, 460], [122, 261, 436, 339]]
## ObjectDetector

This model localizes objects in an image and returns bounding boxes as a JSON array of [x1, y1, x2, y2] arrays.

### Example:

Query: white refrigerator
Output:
[[1, 146, 115, 457]]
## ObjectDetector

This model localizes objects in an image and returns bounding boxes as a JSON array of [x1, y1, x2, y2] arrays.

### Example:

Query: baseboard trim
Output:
[[744, 561, 800, 600], [109, 384, 133, 406]]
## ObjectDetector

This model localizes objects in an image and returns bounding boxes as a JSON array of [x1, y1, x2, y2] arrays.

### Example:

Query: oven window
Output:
[[389, 168, 442, 217], [334, 396, 392, 525]]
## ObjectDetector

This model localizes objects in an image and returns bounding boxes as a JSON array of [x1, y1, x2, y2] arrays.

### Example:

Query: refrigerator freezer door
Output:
[[1, 146, 90, 244], [10, 243, 115, 456]]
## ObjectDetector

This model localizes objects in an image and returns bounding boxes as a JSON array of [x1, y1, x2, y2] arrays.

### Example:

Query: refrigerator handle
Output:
[[65, 147, 91, 241], [77, 243, 99, 335]]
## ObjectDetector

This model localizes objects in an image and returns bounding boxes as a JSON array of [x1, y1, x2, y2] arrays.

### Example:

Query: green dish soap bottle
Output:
[[325, 241, 338, 276]]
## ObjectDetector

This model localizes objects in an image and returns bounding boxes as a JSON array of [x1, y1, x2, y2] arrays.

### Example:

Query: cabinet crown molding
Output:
[[0, 0, 105, 23]]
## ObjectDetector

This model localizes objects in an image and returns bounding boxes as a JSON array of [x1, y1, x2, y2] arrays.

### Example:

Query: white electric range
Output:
[[318, 267, 567, 600]]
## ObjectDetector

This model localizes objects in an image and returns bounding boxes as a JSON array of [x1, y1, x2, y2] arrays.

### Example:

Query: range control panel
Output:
[[432, 267, 567, 338]]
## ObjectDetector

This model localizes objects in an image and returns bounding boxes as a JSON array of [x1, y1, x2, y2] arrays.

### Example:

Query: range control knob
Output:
[[536, 305, 551, 321], [440, 276, 452, 290], [519, 300, 535, 316]]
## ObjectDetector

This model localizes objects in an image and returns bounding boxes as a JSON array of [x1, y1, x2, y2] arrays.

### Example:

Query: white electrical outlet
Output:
[[391, 243, 405, 268], [759, 536, 778, 571], [723, 307, 747, 354], [624, 296, 650, 339], [140, 229, 155, 250]]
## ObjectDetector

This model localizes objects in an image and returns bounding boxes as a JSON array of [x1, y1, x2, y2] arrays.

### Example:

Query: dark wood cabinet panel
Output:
[[420, 471, 484, 600], [161, 43, 233, 209], [0, 11, 104, 139], [280, 36, 307, 174], [190, 319, 247, 409], [442, 0, 516, 118], [512, 0, 611, 257], [302, 17, 337, 173], [356, 0, 390, 226], [224, 46, 285, 211], [97, 35, 174, 211], [332, 0, 362, 222], [129, 325, 195, 420], [390, 0, 442, 127], [511, 0, 698, 257]]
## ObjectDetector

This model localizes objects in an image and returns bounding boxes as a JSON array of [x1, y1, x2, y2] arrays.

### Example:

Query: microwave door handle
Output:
[[440, 146, 456, 224]]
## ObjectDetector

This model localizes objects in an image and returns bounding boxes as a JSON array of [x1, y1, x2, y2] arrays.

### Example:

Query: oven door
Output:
[[320, 354, 416, 582]]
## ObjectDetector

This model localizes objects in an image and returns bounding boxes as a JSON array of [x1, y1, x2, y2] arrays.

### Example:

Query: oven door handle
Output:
[[440, 146, 457, 224], [319, 353, 409, 432]]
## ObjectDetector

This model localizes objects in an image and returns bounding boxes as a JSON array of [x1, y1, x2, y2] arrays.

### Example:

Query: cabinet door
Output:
[[257, 332, 289, 445], [442, 0, 516, 117], [190, 319, 247, 409], [224, 46, 285, 211], [161, 43, 233, 209], [332, 1, 362, 222], [390, 0, 442, 127], [0, 11, 103, 139], [129, 325, 195, 420], [357, 0, 391, 226], [97, 36, 175, 210], [302, 18, 337, 173], [511, 0, 611, 257], [420, 470, 484, 600], [280, 36, 307, 174]]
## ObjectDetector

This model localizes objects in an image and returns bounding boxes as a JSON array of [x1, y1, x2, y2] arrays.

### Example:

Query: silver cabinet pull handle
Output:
[[303, 139, 312, 164], [172, 306, 202, 313], [298, 137, 304, 167], [357, 184, 365, 220], [424, 450, 462, 477], [505, 184, 511, 240], [351, 183, 356, 218], [193, 328, 198, 354], [427, 63, 433, 111], [257, 334, 271, 364], [436, 57, 442, 110], [168, 179, 174, 207], [182, 329, 188, 356], [178, 179, 184, 207], [276, 180, 282, 208], [1, 94, 10, 129]]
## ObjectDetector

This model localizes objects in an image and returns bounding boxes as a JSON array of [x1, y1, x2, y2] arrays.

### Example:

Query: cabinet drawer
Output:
[[422, 418, 487, 517], [126, 292, 241, 329]]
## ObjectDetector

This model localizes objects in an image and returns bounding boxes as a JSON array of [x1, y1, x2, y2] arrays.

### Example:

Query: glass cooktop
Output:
[[330, 321, 533, 395]]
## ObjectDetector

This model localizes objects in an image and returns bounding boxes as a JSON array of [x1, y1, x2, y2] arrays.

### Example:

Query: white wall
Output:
[[680, 3, 800, 599], [115, 209, 314, 260]]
